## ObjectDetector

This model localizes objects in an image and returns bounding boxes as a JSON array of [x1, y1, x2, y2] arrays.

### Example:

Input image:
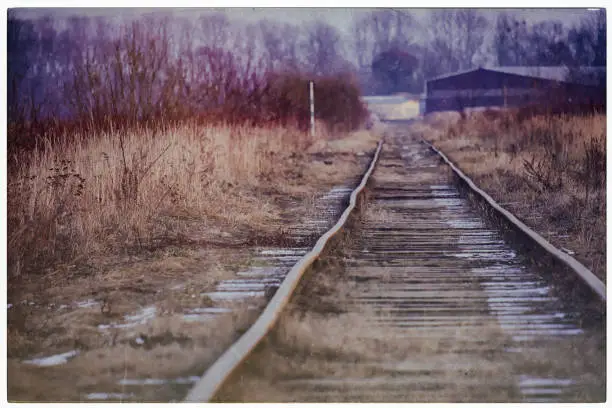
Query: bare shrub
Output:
[[264, 72, 368, 133], [422, 111, 606, 280], [8, 123, 311, 278]]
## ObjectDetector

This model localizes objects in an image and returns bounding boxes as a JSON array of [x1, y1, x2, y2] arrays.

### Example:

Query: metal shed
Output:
[[424, 66, 605, 114]]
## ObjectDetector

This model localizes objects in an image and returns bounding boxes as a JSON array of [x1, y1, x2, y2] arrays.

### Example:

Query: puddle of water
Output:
[[176, 306, 232, 323], [451, 250, 517, 260], [125, 306, 156, 322], [512, 328, 584, 336], [187, 307, 232, 314], [75, 299, 99, 308], [98, 306, 157, 330], [259, 248, 308, 256], [430, 185, 453, 190], [458, 235, 505, 245], [520, 388, 564, 395], [485, 287, 550, 296], [203, 291, 265, 301], [496, 313, 567, 321], [431, 198, 465, 208], [86, 392, 134, 400], [217, 282, 268, 291], [481, 281, 541, 287], [23, 350, 79, 367], [444, 218, 486, 229], [519, 376, 575, 387], [321, 187, 353, 201], [118, 376, 200, 386], [223, 278, 281, 285]]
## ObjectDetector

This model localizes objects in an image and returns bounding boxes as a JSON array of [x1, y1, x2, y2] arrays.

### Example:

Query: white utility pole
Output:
[[309, 80, 315, 137]]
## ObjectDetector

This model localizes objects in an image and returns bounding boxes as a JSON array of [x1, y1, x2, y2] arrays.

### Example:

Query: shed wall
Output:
[[425, 69, 604, 114]]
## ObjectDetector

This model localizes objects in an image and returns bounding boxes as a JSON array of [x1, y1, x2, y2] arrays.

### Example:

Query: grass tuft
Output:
[[417, 110, 606, 281], [8, 123, 321, 278]]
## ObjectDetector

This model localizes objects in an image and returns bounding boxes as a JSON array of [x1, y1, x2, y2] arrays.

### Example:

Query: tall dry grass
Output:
[[417, 110, 606, 280], [8, 123, 319, 278]]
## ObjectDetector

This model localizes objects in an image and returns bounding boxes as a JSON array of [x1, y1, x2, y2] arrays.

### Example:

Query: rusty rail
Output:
[[423, 140, 606, 301], [184, 139, 384, 402]]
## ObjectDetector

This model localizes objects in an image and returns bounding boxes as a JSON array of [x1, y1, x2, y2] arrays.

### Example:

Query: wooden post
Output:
[[309, 80, 315, 137], [503, 85, 507, 108]]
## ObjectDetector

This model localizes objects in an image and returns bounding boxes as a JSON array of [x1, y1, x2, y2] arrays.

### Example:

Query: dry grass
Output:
[[7, 120, 382, 402], [8, 123, 323, 278], [307, 128, 380, 155], [414, 111, 606, 281]]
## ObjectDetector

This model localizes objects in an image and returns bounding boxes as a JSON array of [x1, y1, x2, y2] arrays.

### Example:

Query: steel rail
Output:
[[423, 139, 606, 302], [184, 139, 385, 402]]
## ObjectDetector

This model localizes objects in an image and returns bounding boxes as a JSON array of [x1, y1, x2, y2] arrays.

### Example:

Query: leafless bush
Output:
[[8, 123, 311, 278], [426, 111, 606, 280], [265, 72, 368, 132]]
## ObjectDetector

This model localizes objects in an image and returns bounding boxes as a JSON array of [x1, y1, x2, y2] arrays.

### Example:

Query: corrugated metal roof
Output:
[[427, 66, 605, 85]]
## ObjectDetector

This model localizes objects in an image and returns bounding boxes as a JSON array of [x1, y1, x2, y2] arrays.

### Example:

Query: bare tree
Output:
[[198, 12, 231, 49], [493, 12, 530, 66], [351, 9, 416, 70], [528, 21, 573, 65], [301, 21, 348, 76], [258, 19, 301, 71], [429, 9, 488, 73], [7, 15, 38, 123], [568, 9, 606, 66]]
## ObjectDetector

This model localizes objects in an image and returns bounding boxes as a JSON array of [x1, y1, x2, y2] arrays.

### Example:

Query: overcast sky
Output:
[[11, 7, 597, 34]]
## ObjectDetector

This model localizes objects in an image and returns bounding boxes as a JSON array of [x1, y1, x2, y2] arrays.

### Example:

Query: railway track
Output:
[[187, 123, 605, 403]]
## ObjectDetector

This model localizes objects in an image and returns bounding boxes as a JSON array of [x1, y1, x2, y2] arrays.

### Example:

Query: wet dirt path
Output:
[[214, 125, 605, 402]]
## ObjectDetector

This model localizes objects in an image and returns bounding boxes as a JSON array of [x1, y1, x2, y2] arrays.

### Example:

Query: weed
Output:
[[420, 111, 606, 281]]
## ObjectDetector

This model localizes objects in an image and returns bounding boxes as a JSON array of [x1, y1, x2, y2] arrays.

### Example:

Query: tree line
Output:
[[8, 9, 606, 129], [353, 9, 605, 93]]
